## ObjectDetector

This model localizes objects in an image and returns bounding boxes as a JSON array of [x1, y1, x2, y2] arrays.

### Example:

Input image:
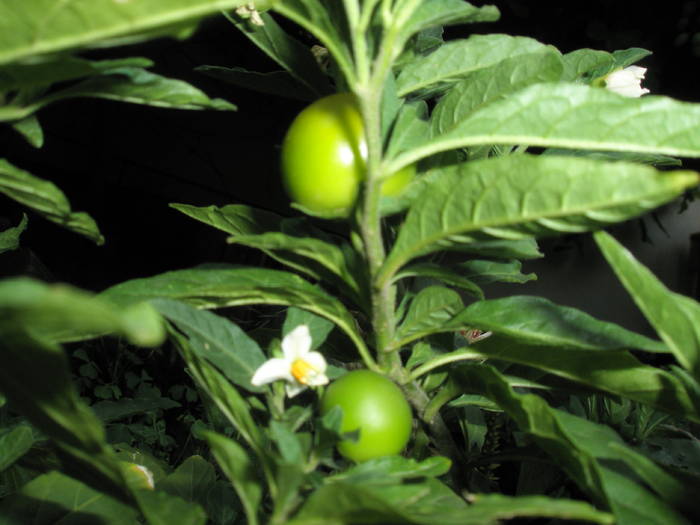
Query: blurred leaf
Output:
[[100, 265, 368, 360], [0, 277, 165, 346], [469, 335, 698, 422], [170, 329, 266, 456], [172, 204, 368, 307], [0, 213, 27, 255], [0, 425, 34, 473], [0, 56, 152, 92], [329, 456, 452, 485], [0, 471, 139, 525], [198, 66, 315, 100], [608, 442, 699, 520], [6, 67, 235, 120], [292, 474, 612, 525], [0, 279, 166, 503], [158, 456, 217, 506], [595, 230, 700, 378], [0, 0, 260, 65], [381, 155, 698, 280], [202, 430, 263, 525], [227, 229, 364, 306], [92, 397, 180, 424], [453, 364, 690, 525], [10, 115, 43, 147], [152, 299, 267, 393], [133, 489, 208, 525], [204, 480, 241, 525], [0, 158, 104, 244]]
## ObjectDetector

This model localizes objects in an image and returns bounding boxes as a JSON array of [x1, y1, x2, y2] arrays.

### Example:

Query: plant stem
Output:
[[401, 379, 468, 486]]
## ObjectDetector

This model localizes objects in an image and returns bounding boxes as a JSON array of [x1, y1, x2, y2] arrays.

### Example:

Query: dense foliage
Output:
[[2, 1, 700, 524]]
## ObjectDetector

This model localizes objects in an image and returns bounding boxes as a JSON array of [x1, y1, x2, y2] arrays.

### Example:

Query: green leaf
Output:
[[0, 471, 139, 525], [380, 155, 698, 281], [0, 158, 104, 244], [172, 203, 366, 308], [401, 0, 500, 39], [396, 34, 555, 97], [456, 259, 537, 285], [394, 263, 484, 299], [453, 365, 689, 525], [91, 397, 181, 423], [170, 202, 282, 235], [0, 425, 34, 473], [329, 456, 452, 485], [10, 67, 236, 119], [173, 328, 266, 453], [272, 0, 354, 86], [0, 0, 259, 66], [283, 307, 334, 351], [133, 489, 208, 525], [228, 229, 364, 306], [0, 277, 165, 347], [595, 230, 700, 378], [197, 66, 315, 101], [430, 49, 565, 139], [10, 115, 43, 147], [100, 265, 368, 360], [204, 481, 241, 525], [0, 278, 165, 502], [449, 296, 668, 353], [201, 430, 263, 525], [461, 494, 614, 524], [396, 286, 464, 346], [152, 299, 267, 393], [453, 238, 543, 260], [607, 442, 699, 520], [386, 100, 430, 158], [392, 84, 700, 170], [0, 214, 27, 255], [562, 48, 615, 80], [0, 56, 153, 92], [158, 455, 217, 506], [467, 336, 699, 422], [221, 10, 331, 98]]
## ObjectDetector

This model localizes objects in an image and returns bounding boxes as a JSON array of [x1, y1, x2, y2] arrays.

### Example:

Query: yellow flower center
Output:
[[291, 358, 317, 385]]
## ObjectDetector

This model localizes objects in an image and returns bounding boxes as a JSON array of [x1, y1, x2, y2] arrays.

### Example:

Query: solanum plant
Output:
[[2, 1, 700, 525]]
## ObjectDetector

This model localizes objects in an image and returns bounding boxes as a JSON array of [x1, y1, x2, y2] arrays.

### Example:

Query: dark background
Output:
[[2, 1, 699, 311]]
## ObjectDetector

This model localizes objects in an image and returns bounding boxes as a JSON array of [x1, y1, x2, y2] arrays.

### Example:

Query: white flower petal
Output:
[[251, 358, 294, 386], [282, 324, 312, 360], [604, 66, 650, 98], [304, 351, 327, 373], [285, 382, 307, 398]]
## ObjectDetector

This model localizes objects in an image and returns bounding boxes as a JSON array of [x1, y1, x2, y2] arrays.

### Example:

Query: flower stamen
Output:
[[291, 358, 319, 385]]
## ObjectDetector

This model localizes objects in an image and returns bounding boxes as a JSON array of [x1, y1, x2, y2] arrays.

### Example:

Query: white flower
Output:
[[604, 66, 650, 98], [251, 325, 328, 397]]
